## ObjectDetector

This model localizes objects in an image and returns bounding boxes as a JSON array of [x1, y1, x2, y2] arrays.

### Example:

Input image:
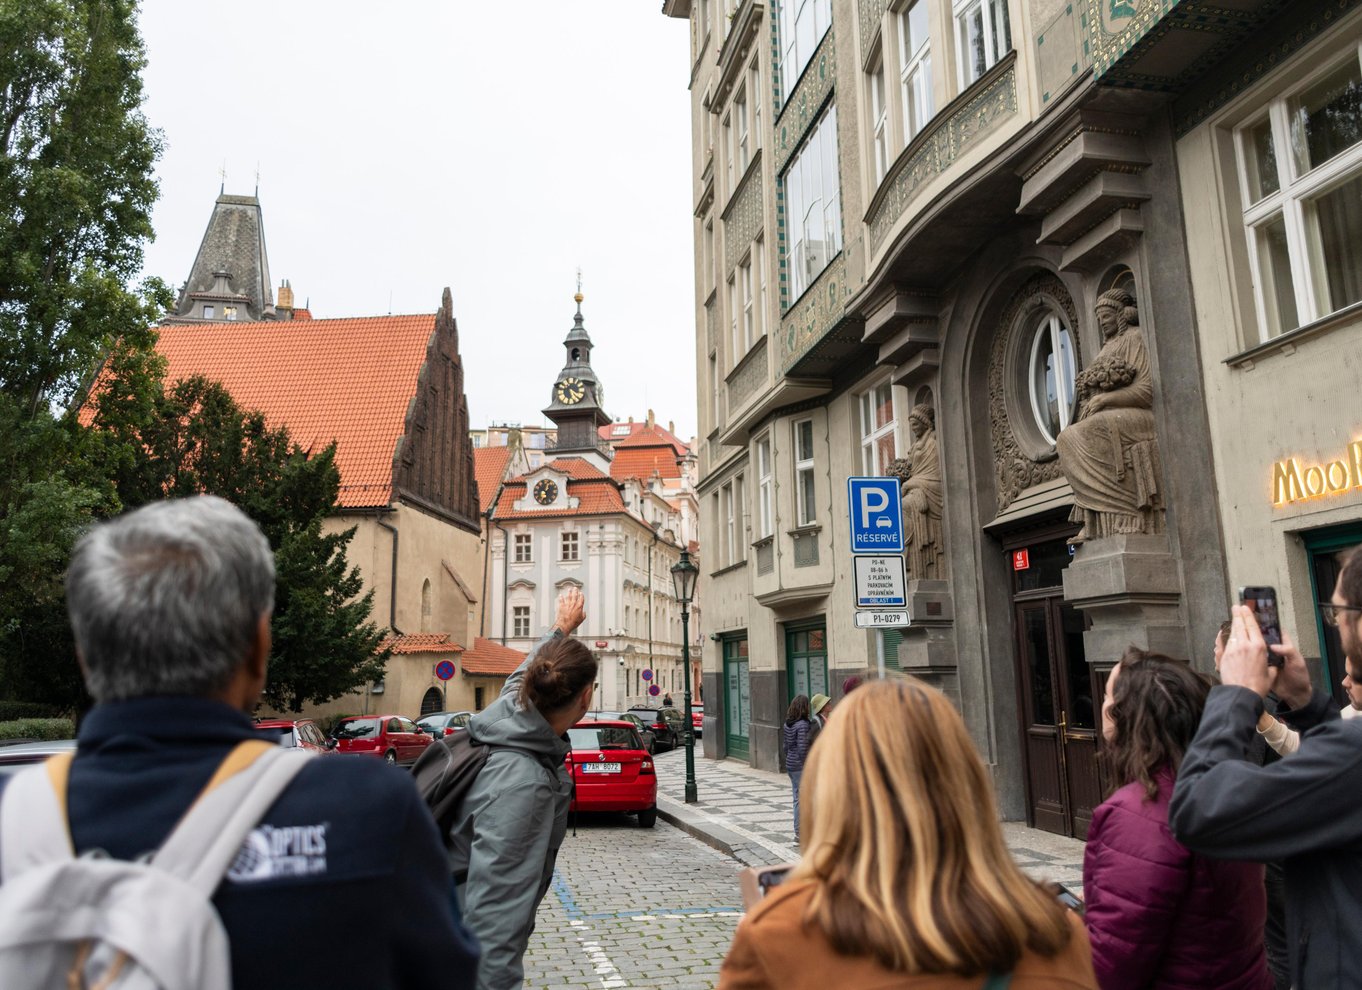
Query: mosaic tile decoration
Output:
[[780, 252, 848, 370], [773, 28, 838, 174], [724, 167, 765, 276]]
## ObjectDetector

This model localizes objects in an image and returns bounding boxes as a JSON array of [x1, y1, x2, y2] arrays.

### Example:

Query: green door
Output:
[[723, 636, 751, 761], [785, 620, 829, 703]]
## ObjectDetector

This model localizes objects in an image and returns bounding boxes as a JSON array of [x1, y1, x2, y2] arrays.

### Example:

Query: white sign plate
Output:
[[853, 610, 911, 629], [852, 554, 908, 608]]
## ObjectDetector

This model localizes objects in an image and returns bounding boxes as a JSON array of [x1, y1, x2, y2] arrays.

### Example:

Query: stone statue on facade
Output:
[[887, 403, 945, 580], [1056, 288, 1166, 545]]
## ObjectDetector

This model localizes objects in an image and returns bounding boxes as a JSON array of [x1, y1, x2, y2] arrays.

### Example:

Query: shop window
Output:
[[1236, 46, 1362, 341], [859, 379, 898, 475], [782, 105, 842, 303], [1027, 309, 1078, 446], [955, 0, 1010, 87]]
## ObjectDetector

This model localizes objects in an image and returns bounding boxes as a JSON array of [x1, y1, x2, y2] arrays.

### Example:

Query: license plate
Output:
[[581, 762, 621, 774]]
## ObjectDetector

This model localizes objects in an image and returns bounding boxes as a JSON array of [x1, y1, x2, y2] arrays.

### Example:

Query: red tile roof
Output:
[[492, 458, 626, 519], [461, 637, 526, 676], [382, 632, 464, 655], [610, 446, 683, 483], [105, 315, 439, 508], [473, 446, 514, 514], [600, 422, 690, 455]]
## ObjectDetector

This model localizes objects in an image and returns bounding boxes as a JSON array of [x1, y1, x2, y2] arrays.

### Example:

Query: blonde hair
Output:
[[793, 677, 1072, 975]]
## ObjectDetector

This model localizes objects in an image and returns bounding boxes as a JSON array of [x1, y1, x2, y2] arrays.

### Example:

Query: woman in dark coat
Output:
[[1084, 648, 1272, 990], [781, 695, 813, 843]]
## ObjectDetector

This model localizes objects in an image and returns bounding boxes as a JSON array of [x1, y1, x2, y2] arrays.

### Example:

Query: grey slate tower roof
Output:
[[167, 193, 275, 323]]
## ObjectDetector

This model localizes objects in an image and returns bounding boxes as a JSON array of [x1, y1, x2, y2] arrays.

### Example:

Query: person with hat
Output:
[[810, 693, 831, 735]]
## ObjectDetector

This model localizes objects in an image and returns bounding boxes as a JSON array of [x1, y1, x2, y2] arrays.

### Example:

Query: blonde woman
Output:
[[719, 678, 1096, 990]]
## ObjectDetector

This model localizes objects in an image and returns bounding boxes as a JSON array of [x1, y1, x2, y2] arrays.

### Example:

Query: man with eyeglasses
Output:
[[1170, 546, 1362, 990]]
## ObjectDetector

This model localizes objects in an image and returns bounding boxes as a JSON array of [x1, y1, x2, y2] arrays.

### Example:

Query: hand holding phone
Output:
[[1238, 586, 1284, 667]]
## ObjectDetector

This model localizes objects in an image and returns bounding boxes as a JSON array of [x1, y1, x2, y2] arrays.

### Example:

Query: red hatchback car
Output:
[[566, 720, 657, 828], [331, 715, 432, 767], [255, 718, 332, 754]]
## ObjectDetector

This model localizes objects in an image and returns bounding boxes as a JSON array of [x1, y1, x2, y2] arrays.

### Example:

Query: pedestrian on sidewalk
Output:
[[809, 692, 830, 735], [720, 678, 1095, 989], [780, 695, 814, 843], [448, 589, 595, 990], [1084, 648, 1272, 990]]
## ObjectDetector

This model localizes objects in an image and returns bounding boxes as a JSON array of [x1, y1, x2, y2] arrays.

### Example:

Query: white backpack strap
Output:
[[0, 754, 76, 881], [152, 741, 312, 894]]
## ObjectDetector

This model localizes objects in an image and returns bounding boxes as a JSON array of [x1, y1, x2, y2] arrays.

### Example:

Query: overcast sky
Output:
[[135, 1, 699, 439]]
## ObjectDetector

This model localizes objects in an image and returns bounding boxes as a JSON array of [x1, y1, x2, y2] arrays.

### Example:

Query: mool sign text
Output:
[[1272, 439, 1362, 507]]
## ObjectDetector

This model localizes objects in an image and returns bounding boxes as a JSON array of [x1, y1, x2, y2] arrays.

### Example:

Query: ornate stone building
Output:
[[659, 0, 1343, 838]]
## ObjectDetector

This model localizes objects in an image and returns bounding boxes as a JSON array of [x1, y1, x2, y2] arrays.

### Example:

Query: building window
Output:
[[561, 531, 580, 561], [223, 305, 238, 320], [755, 236, 767, 337], [750, 60, 763, 154], [723, 482, 736, 566], [512, 606, 530, 638], [704, 219, 715, 294], [900, 0, 934, 141], [757, 435, 773, 538], [1028, 310, 1077, 445], [794, 418, 816, 526], [202, 305, 214, 319], [513, 533, 532, 563], [420, 578, 432, 632], [475, 686, 486, 710], [709, 351, 722, 428], [723, 110, 735, 193], [740, 255, 754, 350], [869, 53, 889, 185], [783, 105, 842, 304], [1236, 48, 1362, 340], [859, 380, 897, 475], [778, 0, 832, 103], [727, 274, 740, 366], [735, 87, 750, 176], [734, 474, 746, 561], [955, 0, 1010, 88]]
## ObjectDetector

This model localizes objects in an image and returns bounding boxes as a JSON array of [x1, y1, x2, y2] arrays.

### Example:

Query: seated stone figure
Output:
[[1056, 288, 1165, 544], [887, 404, 945, 581]]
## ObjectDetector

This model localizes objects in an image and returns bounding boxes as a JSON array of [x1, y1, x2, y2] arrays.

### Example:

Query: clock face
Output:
[[533, 479, 558, 505], [555, 377, 586, 405]]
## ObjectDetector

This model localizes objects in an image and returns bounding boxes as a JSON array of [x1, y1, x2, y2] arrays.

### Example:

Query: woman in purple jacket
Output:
[[1084, 648, 1272, 990], [782, 695, 813, 843]]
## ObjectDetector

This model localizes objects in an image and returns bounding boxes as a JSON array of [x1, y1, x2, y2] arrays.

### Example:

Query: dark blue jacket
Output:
[[782, 718, 812, 774], [0, 697, 479, 989]]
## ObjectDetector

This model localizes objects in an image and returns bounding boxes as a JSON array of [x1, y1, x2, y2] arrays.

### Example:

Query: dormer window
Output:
[[223, 306, 238, 320], [203, 305, 215, 319]]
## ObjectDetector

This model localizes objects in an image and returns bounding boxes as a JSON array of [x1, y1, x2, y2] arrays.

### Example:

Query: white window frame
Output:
[[1234, 43, 1362, 342], [513, 532, 532, 564], [899, 0, 934, 142], [739, 254, 754, 349], [954, 0, 1011, 89], [869, 51, 890, 185], [858, 380, 898, 476], [777, 0, 832, 104], [723, 109, 735, 194], [561, 530, 580, 562], [793, 418, 817, 526], [1027, 310, 1077, 446], [512, 605, 531, 639], [782, 104, 842, 304], [722, 482, 736, 566], [756, 435, 774, 538], [202, 305, 214, 319], [750, 60, 763, 153], [755, 236, 767, 338], [727, 273, 740, 366], [735, 86, 750, 176]]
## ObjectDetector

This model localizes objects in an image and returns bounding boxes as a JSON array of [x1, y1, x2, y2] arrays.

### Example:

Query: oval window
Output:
[[1027, 312, 1077, 445]]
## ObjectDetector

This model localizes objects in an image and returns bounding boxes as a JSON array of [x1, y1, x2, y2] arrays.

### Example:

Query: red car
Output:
[[691, 705, 704, 739], [255, 718, 332, 754], [566, 720, 657, 828], [331, 715, 432, 767]]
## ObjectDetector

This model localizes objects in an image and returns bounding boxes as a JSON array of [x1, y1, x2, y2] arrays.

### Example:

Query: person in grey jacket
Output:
[[782, 695, 814, 842], [1170, 546, 1362, 990], [448, 589, 595, 990]]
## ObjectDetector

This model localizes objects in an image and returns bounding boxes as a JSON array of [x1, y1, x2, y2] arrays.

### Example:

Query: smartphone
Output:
[[1238, 586, 1284, 666], [1051, 883, 1085, 915], [738, 864, 795, 909]]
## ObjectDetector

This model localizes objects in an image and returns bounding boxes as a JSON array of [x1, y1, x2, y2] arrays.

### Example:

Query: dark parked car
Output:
[[586, 712, 656, 755], [331, 715, 432, 767], [416, 711, 473, 737], [626, 706, 685, 752], [255, 718, 332, 753]]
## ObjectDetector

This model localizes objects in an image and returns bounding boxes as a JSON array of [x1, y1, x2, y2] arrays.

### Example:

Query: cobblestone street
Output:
[[523, 814, 744, 990]]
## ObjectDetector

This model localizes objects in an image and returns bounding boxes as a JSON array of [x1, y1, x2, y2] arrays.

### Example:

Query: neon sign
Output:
[[1272, 440, 1362, 506]]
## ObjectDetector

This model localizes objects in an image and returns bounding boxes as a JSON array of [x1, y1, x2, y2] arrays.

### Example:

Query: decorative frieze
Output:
[[1084, 0, 1179, 78], [867, 60, 1018, 256], [723, 164, 765, 275], [774, 29, 837, 174], [727, 336, 769, 410], [858, 0, 891, 60], [781, 253, 847, 371]]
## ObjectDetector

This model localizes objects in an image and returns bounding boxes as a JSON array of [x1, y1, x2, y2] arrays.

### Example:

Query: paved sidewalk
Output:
[[651, 748, 1085, 889]]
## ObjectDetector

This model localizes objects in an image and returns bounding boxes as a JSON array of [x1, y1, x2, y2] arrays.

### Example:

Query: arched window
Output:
[[420, 579, 432, 632], [420, 687, 443, 717]]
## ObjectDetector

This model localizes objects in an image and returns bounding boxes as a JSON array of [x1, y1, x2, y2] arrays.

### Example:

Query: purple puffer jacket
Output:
[[1083, 767, 1272, 990]]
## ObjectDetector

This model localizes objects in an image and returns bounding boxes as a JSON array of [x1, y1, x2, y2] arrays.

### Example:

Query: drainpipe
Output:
[[376, 516, 402, 635], [647, 526, 660, 702], [479, 482, 507, 638]]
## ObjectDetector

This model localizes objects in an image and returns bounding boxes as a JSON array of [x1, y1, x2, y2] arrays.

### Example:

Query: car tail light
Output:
[[444, 727, 454, 736], [640, 760, 654, 775]]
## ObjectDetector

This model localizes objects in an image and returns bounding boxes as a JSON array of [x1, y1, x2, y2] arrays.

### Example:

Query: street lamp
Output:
[[670, 548, 700, 804]]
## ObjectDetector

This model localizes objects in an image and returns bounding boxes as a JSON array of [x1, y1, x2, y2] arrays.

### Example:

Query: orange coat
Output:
[[718, 879, 1097, 990]]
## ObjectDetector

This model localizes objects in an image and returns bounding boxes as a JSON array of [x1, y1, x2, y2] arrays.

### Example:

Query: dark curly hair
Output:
[[1103, 647, 1211, 801], [518, 636, 597, 716], [786, 694, 810, 724]]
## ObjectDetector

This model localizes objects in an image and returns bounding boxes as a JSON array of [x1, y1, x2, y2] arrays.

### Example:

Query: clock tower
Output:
[[544, 290, 613, 469]]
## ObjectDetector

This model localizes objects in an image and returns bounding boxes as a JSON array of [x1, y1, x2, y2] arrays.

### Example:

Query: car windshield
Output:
[[568, 726, 641, 751], [336, 717, 378, 738], [627, 709, 659, 719]]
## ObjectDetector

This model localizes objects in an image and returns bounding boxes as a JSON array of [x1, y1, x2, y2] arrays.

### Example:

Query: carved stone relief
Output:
[[886, 403, 946, 581]]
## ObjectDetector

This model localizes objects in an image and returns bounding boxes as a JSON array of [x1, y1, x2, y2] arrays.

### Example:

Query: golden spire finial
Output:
[[575, 268, 583, 305]]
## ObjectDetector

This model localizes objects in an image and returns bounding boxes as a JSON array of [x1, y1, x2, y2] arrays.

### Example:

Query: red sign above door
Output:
[[1012, 549, 1031, 571]]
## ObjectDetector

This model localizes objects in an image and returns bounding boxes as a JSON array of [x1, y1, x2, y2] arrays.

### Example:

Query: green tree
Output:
[[88, 372, 390, 713], [0, 0, 163, 414]]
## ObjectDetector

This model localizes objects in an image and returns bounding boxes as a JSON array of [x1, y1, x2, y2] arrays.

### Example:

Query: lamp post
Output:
[[671, 548, 700, 804]]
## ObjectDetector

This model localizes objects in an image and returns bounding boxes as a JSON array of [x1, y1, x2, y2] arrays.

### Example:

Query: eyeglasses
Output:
[[1319, 602, 1362, 627]]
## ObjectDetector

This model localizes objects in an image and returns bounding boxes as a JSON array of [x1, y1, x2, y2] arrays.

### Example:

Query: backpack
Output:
[[0, 739, 310, 990], [411, 730, 491, 842]]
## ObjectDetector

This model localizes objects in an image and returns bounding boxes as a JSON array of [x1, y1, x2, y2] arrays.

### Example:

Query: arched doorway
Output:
[[419, 686, 444, 717]]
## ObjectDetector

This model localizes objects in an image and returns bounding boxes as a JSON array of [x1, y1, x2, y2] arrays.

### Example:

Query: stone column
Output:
[[1061, 534, 1185, 663]]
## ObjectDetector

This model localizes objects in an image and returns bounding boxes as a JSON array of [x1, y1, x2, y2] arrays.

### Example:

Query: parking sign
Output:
[[846, 477, 905, 553]]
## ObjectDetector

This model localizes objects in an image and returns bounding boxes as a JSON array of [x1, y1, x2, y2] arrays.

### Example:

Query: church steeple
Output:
[[544, 284, 612, 467]]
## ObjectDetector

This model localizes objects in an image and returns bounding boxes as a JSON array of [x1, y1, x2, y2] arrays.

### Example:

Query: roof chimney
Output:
[[668, 420, 675, 434], [277, 279, 294, 310], [647, 409, 655, 428]]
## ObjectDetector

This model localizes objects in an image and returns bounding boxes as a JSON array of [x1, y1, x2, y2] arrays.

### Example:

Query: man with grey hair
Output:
[[0, 496, 478, 988]]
